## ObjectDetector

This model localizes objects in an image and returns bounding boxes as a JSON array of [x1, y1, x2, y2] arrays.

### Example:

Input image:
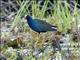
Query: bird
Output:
[[24, 15, 57, 33]]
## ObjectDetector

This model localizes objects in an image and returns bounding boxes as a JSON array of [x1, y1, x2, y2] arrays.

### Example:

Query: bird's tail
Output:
[[51, 26, 57, 31]]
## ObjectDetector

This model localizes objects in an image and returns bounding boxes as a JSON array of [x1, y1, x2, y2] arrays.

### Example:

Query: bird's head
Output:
[[24, 15, 32, 21], [24, 15, 32, 23]]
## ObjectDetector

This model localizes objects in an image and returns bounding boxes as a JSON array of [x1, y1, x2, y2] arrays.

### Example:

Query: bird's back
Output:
[[29, 19, 57, 32]]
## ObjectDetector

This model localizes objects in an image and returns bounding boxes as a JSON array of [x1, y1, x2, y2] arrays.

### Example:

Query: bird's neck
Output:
[[27, 17, 34, 25]]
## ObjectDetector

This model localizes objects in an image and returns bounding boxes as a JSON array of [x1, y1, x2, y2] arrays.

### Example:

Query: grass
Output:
[[1, 0, 80, 60], [11, 0, 80, 33]]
